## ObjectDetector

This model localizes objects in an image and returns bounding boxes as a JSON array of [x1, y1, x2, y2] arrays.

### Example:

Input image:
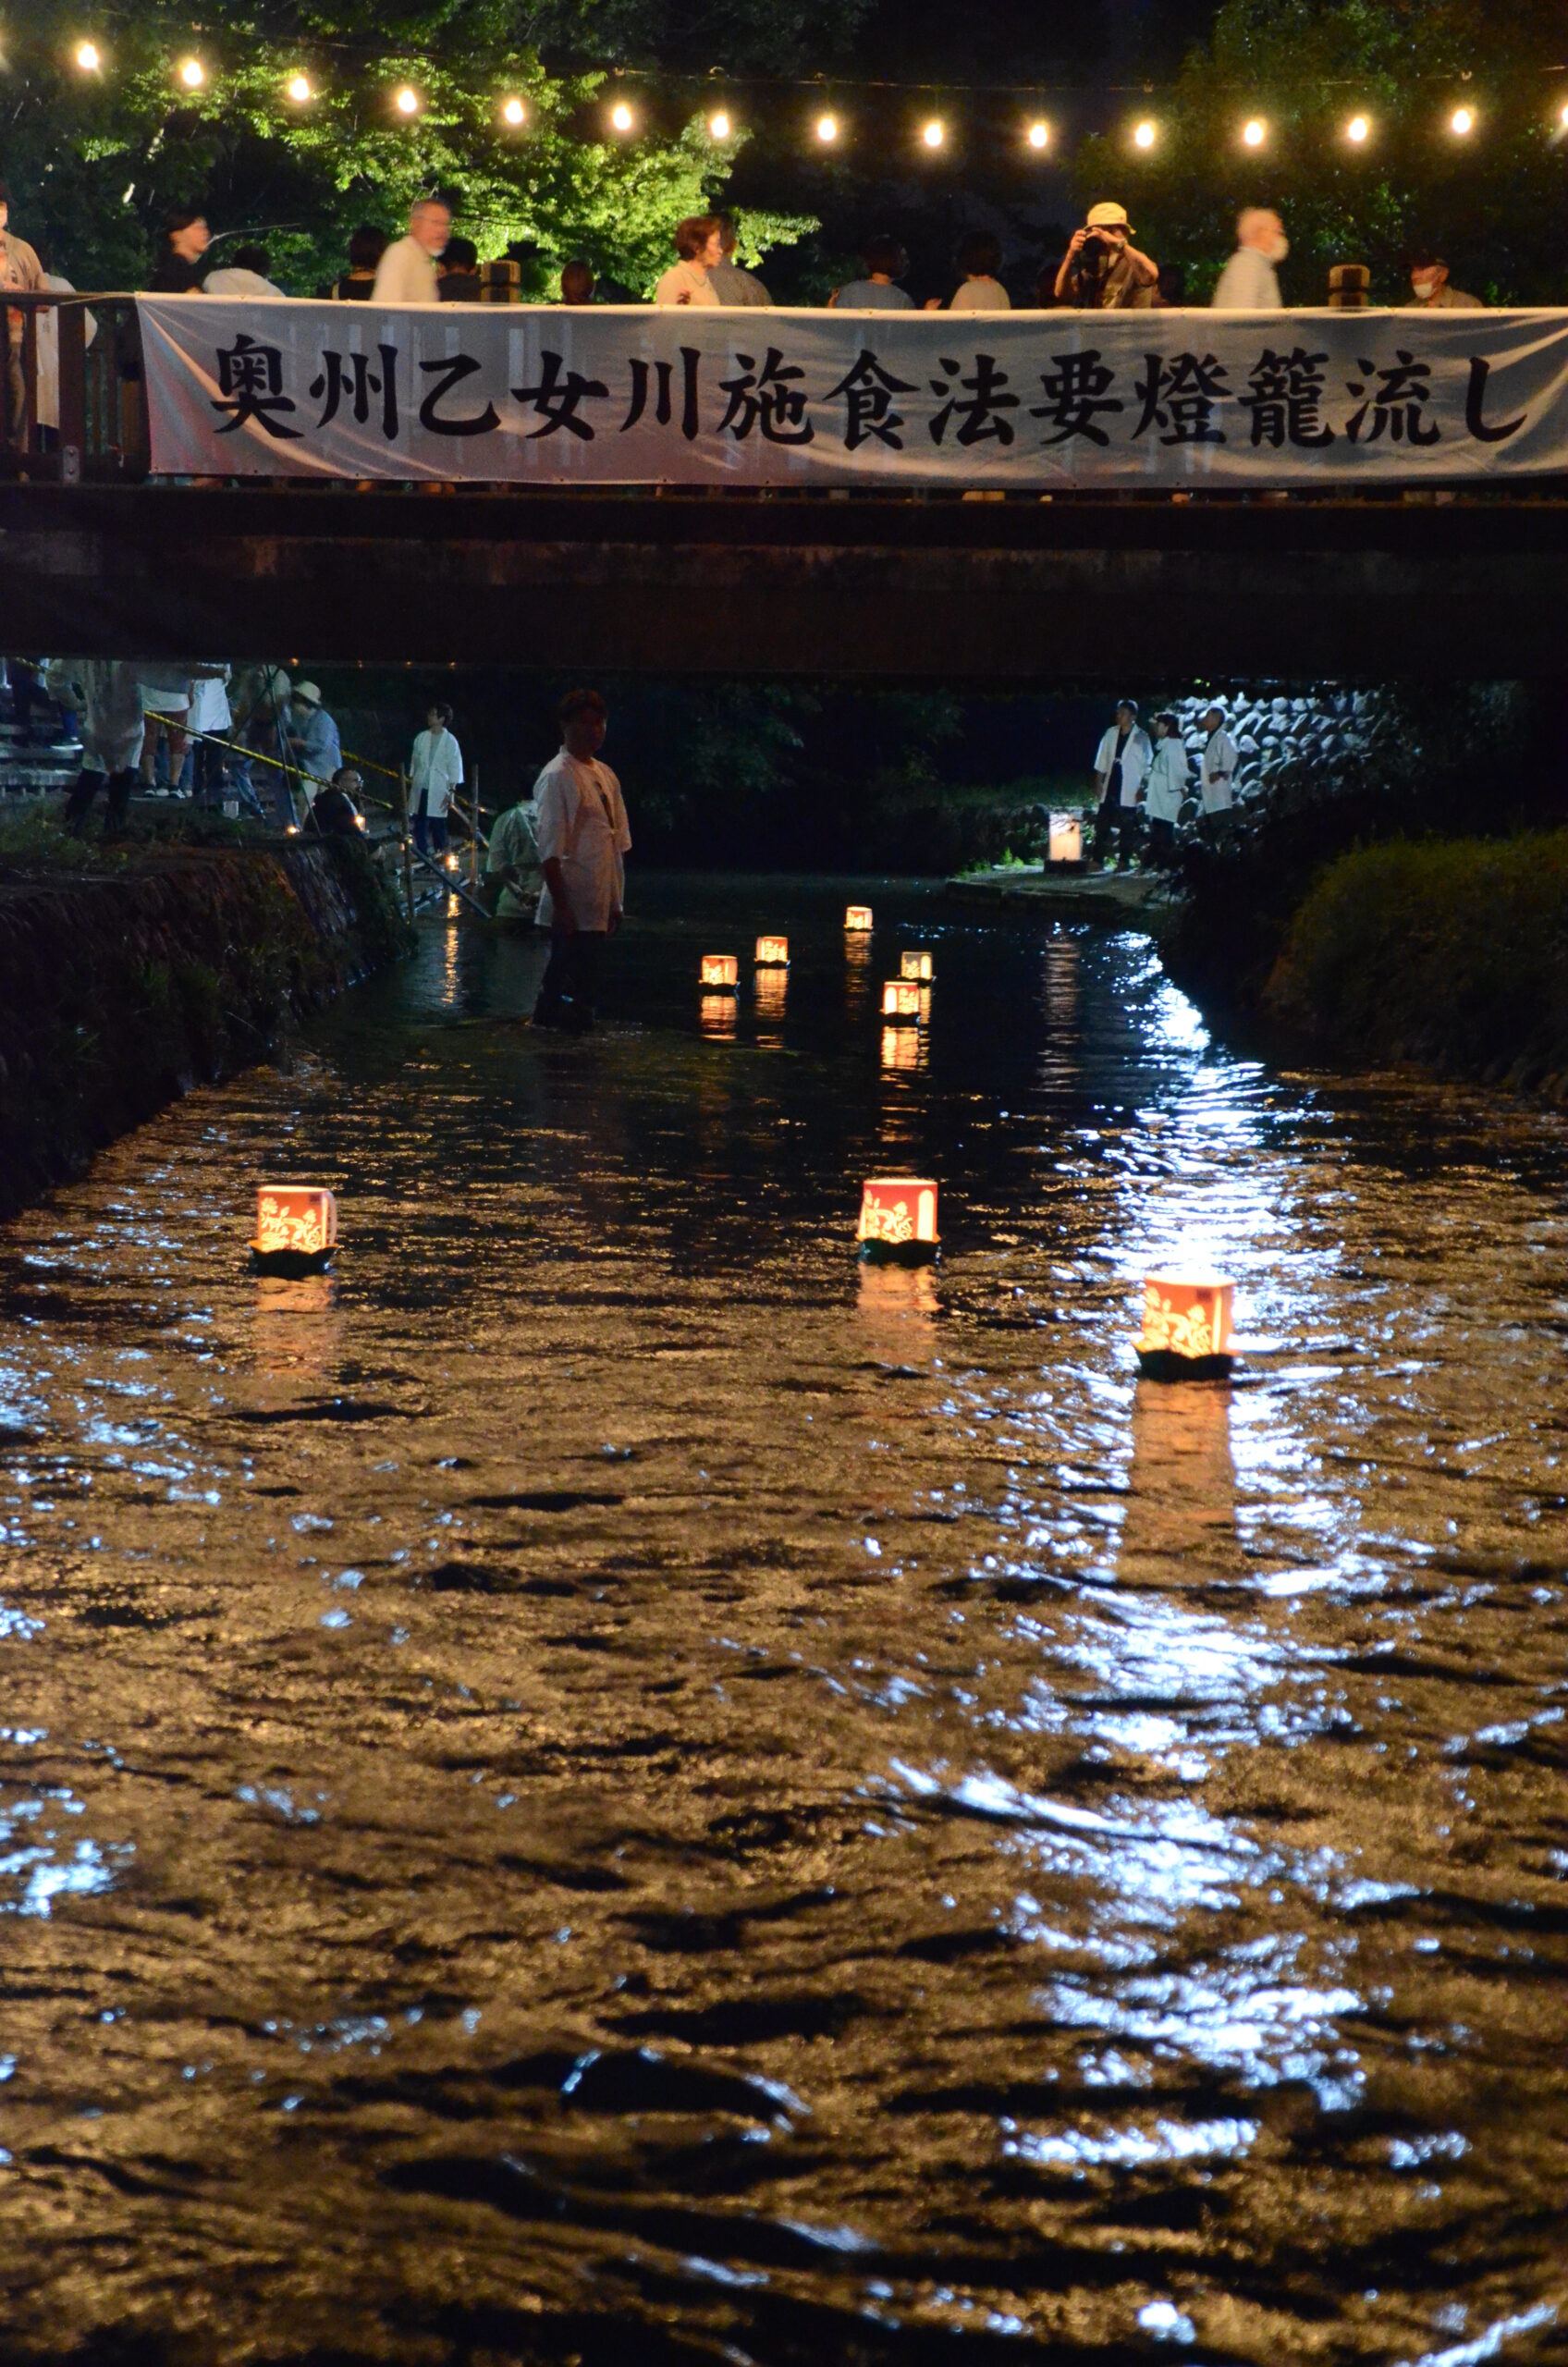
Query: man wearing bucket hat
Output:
[[286, 681, 342, 818], [1054, 202, 1158, 309]]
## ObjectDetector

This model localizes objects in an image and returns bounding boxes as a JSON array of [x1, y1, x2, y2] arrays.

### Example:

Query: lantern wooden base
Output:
[[251, 1244, 337, 1279], [1135, 1345, 1234, 1383], [1047, 856, 1086, 873], [858, 1236, 940, 1269]]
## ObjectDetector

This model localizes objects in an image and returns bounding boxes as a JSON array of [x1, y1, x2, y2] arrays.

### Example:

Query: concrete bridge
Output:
[[2, 482, 1565, 679]]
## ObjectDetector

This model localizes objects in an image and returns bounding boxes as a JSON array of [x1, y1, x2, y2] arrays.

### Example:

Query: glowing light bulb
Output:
[[1242, 116, 1266, 147], [395, 84, 419, 115], [1560, 99, 1568, 129], [816, 112, 838, 142], [708, 109, 730, 140], [502, 95, 525, 126], [1346, 112, 1369, 142], [922, 117, 944, 148], [75, 39, 100, 70], [1026, 118, 1049, 150], [1451, 104, 1474, 135], [610, 100, 633, 132], [287, 73, 312, 103], [1133, 117, 1157, 149], [178, 55, 204, 89]]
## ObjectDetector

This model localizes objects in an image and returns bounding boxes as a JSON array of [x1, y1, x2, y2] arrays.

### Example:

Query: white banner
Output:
[[137, 295, 1568, 488]]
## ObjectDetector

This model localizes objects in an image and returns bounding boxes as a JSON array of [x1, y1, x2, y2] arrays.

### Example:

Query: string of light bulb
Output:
[[48, 39, 1568, 150]]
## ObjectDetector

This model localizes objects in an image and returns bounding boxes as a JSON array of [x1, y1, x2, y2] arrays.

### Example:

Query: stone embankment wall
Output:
[[0, 840, 403, 1221], [1164, 688, 1390, 819]]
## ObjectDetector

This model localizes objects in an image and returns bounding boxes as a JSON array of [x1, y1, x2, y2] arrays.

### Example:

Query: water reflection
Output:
[[0, 877, 1565, 2365]]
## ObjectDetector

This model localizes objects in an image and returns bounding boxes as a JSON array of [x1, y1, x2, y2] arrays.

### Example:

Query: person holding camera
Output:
[[1054, 202, 1158, 309]]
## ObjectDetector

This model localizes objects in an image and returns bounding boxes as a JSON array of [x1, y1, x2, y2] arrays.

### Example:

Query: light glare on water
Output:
[[0, 877, 1565, 2365]]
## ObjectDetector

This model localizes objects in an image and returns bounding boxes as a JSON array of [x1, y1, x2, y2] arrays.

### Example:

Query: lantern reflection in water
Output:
[[857, 1175, 939, 1264], [900, 949, 934, 982], [845, 904, 874, 932], [754, 935, 790, 967], [753, 966, 788, 1023], [1048, 813, 1084, 864], [700, 994, 738, 1038], [1135, 1272, 1235, 1380], [252, 1185, 337, 1277], [882, 979, 922, 1022], [700, 953, 739, 990], [881, 1025, 927, 1072], [252, 1273, 341, 1396]]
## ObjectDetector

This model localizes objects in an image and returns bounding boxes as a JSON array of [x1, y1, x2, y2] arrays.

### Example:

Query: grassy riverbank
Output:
[[0, 816, 409, 1220], [1264, 831, 1568, 1098]]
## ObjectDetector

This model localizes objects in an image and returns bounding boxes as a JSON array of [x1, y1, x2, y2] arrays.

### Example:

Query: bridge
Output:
[[4, 291, 1568, 678], [3, 481, 1566, 677]]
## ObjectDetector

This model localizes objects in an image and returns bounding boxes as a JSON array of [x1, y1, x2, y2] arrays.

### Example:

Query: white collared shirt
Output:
[[533, 749, 631, 929]]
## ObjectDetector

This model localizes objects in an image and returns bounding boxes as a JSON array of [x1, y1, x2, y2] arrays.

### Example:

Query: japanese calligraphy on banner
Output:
[[137, 296, 1568, 487]]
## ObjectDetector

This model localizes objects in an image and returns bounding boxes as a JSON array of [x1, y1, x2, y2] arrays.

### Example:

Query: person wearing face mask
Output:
[[1212, 209, 1289, 309], [1405, 251, 1483, 310]]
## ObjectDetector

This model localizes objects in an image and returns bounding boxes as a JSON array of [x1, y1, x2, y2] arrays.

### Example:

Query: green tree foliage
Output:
[[1, 1, 815, 291], [1072, 0, 1568, 302]]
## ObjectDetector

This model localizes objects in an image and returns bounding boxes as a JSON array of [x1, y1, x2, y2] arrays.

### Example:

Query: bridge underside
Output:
[[3, 488, 1565, 679]]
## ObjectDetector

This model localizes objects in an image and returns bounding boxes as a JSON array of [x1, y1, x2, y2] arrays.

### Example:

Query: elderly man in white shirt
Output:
[[1199, 705, 1242, 840], [409, 700, 464, 857], [532, 687, 631, 1033], [1212, 208, 1289, 310], [371, 199, 451, 305], [1091, 699, 1153, 870]]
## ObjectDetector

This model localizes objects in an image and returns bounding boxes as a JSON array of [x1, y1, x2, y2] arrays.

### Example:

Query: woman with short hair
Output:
[[654, 216, 723, 306]]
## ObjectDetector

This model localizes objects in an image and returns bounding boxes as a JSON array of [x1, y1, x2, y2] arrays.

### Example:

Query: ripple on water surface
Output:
[[0, 877, 1566, 2364]]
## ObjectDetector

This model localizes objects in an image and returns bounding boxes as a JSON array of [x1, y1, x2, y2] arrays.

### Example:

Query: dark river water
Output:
[[2, 875, 1567, 2367]]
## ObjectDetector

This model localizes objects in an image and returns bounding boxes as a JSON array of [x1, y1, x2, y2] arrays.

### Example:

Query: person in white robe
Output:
[[1143, 712, 1190, 865], [531, 688, 631, 1031], [1091, 700, 1153, 868], [408, 703, 464, 857]]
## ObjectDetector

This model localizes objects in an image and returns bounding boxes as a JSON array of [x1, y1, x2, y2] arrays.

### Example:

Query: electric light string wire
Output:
[[28, 36, 1568, 152]]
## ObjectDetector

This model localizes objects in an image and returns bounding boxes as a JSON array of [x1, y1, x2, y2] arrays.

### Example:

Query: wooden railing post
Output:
[[57, 302, 87, 484], [470, 761, 481, 890], [398, 767, 416, 928]]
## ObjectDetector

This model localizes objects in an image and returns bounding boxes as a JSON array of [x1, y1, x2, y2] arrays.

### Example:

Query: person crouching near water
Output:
[[1143, 712, 1189, 867], [532, 688, 631, 1033], [485, 773, 544, 921]]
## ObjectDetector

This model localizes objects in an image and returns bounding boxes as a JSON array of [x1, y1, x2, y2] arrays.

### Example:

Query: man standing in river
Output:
[[532, 689, 631, 1033]]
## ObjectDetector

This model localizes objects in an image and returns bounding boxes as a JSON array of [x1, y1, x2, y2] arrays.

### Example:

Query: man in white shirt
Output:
[[371, 200, 451, 305], [1090, 700, 1153, 870], [1199, 705, 1241, 840], [204, 243, 288, 299], [532, 688, 631, 1033], [1212, 209, 1288, 310], [409, 701, 464, 857]]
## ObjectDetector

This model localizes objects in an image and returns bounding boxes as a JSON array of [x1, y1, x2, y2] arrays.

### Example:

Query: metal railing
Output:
[[0, 293, 147, 482]]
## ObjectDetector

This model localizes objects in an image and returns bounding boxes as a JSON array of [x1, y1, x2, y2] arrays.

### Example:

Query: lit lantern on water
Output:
[[754, 934, 790, 967], [700, 994, 737, 1038], [857, 1175, 939, 1264], [1135, 1272, 1235, 1381], [701, 953, 739, 990], [882, 978, 922, 1023], [900, 950, 934, 982], [1048, 813, 1084, 864], [845, 904, 874, 933], [253, 1184, 337, 1276]]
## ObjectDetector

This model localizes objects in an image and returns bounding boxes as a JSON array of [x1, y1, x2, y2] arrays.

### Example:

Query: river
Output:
[[1, 876, 1565, 2366]]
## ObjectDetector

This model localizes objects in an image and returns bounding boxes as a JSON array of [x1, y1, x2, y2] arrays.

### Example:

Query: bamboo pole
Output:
[[397, 766, 416, 928]]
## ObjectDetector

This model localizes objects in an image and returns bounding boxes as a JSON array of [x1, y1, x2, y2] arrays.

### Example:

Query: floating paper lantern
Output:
[[700, 994, 737, 1037], [882, 979, 922, 1023], [900, 950, 934, 982], [1048, 813, 1084, 864], [754, 934, 790, 967], [1135, 1272, 1235, 1382], [252, 1184, 337, 1277], [858, 1175, 939, 1265], [845, 904, 874, 932], [701, 953, 739, 990]]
